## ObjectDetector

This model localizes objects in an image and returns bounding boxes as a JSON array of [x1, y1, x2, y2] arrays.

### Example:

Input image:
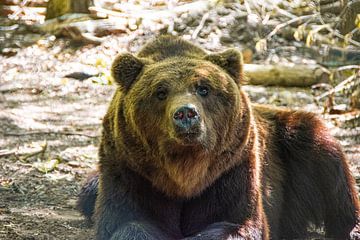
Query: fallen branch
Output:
[[266, 14, 318, 40], [318, 13, 360, 47], [3, 131, 98, 138], [30, 14, 128, 43], [88, 6, 129, 18], [336, 65, 360, 71], [281, 46, 360, 67], [315, 74, 358, 100], [90, 0, 211, 21], [0, 149, 17, 157], [0, 142, 47, 159], [0, 5, 46, 17], [192, 12, 209, 39], [1, 0, 47, 7], [32, 13, 127, 36], [21, 141, 47, 161], [62, 26, 105, 44]]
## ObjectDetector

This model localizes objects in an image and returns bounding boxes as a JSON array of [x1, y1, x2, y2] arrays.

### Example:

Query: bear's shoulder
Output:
[[253, 103, 321, 130], [253, 104, 333, 151]]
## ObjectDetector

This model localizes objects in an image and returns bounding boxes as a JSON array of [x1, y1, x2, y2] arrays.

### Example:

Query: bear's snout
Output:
[[172, 104, 201, 135], [167, 101, 207, 146]]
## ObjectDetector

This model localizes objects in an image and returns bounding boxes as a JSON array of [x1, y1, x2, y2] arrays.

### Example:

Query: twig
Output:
[[273, 6, 297, 19], [244, 0, 253, 16], [318, 14, 360, 47], [89, 6, 129, 18], [315, 74, 357, 100], [0, 149, 17, 157], [63, 26, 105, 44], [263, 0, 298, 19], [246, 0, 261, 16], [8, 0, 29, 20], [21, 141, 47, 161], [336, 65, 360, 71], [266, 14, 318, 40], [0, 87, 43, 94], [192, 12, 209, 39], [3, 131, 98, 139], [0, 142, 47, 159]]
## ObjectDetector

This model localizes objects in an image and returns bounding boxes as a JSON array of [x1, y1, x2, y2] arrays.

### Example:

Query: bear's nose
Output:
[[173, 104, 200, 130]]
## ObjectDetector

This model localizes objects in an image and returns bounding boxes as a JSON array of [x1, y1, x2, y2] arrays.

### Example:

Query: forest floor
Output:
[[1, 2, 360, 240]]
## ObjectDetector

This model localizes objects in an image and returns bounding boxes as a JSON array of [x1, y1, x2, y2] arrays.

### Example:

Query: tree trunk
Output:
[[46, 0, 94, 20], [337, 0, 360, 41], [351, 88, 360, 109], [321, 0, 360, 41]]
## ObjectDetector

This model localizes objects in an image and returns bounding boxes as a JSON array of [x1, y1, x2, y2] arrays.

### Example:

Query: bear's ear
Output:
[[204, 49, 244, 85], [111, 53, 146, 90]]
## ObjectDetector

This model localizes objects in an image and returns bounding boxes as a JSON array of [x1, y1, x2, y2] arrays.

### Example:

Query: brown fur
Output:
[[77, 35, 360, 240]]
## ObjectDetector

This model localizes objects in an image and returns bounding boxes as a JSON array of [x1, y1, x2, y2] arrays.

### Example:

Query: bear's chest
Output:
[[179, 164, 250, 236]]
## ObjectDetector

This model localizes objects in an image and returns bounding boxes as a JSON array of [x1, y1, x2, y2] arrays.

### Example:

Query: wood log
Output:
[[33, 14, 127, 35], [45, 0, 94, 19], [243, 64, 330, 87], [30, 13, 128, 44], [32, 13, 93, 33]]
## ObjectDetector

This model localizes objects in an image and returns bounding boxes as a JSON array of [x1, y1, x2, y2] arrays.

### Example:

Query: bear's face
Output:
[[111, 49, 247, 197]]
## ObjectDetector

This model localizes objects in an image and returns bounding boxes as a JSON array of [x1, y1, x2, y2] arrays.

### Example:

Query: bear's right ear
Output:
[[111, 53, 145, 90]]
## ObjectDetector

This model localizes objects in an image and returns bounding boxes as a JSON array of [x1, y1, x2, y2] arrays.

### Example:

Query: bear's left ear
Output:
[[204, 49, 244, 85], [111, 53, 147, 90]]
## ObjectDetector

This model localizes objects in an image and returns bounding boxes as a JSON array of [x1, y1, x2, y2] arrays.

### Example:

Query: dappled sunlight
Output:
[[0, 0, 359, 238]]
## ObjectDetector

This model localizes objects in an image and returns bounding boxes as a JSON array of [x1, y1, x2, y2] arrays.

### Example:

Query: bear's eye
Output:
[[156, 87, 168, 100], [196, 85, 210, 97]]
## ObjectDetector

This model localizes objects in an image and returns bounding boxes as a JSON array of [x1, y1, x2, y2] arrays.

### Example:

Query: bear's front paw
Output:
[[183, 234, 245, 240], [183, 233, 245, 240], [182, 222, 244, 240], [350, 225, 360, 240]]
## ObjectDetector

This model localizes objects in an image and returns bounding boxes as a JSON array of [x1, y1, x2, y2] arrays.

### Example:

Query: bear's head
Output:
[[108, 36, 252, 197]]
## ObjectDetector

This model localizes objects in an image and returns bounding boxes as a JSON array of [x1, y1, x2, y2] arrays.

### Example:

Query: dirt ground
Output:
[[0, 33, 359, 240]]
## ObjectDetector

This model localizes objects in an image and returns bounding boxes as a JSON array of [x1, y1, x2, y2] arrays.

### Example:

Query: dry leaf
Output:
[[255, 39, 267, 53], [33, 159, 59, 173]]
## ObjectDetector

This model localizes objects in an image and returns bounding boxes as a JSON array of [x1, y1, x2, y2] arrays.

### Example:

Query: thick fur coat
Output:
[[77, 35, 360, 240]]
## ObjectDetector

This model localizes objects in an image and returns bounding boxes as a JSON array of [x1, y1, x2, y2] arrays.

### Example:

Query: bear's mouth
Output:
[[178, 132, 200, 142], [173, 128, 205, 146]]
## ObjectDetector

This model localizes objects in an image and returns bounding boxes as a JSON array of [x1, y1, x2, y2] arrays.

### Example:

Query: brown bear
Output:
[[77, 35, 360, 240]]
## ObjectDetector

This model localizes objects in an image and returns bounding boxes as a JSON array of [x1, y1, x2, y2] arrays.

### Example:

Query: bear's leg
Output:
[[109, 222, 170, 240], [181, 222, 240, 240], [94, 167, 183, 240], [77, 172, 99, 220], [95, 195, 173, 240], [77, 173, 171, 240], [274, 112, 360, 239], [277, 181, 312, 239], [182, 221, 267, 240], [317, 150, 359, 239], [278, 131, 359, 239]]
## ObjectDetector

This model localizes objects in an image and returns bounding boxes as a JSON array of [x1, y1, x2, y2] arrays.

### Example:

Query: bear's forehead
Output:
[[142, 59, 230, 86]]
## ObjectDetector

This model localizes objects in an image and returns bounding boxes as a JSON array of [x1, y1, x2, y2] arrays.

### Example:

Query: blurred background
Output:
[[0, 0, 359, 239]]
